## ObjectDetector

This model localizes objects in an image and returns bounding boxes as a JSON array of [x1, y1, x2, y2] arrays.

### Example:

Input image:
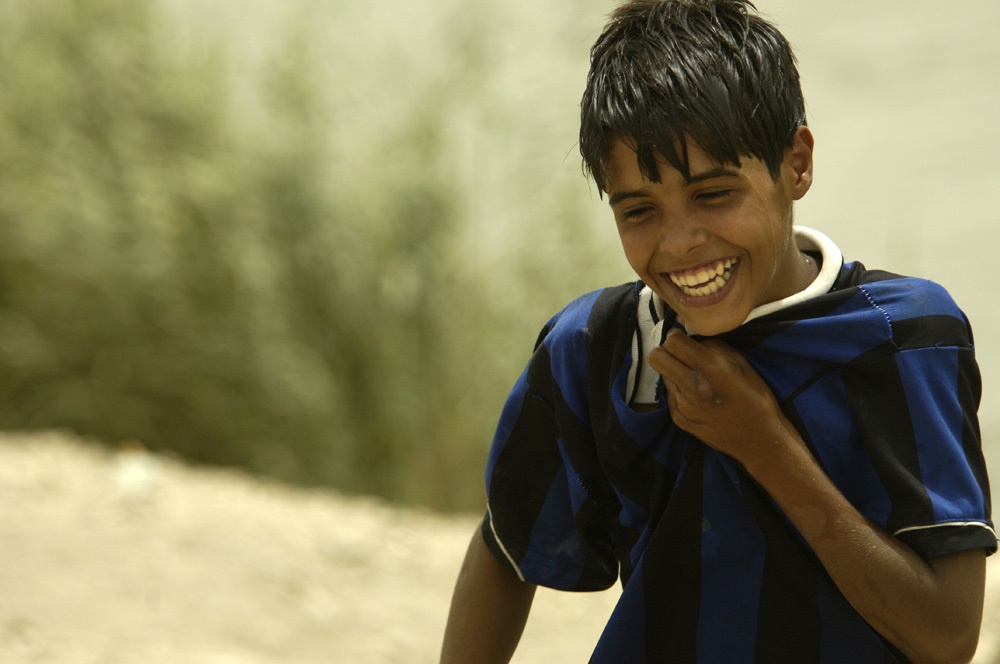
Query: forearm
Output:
[[745, 421, 985, 664], [440, 529, 537, 664]]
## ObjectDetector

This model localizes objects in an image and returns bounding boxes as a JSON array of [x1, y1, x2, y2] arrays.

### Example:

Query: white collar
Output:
[[741, 225, 843, 325]]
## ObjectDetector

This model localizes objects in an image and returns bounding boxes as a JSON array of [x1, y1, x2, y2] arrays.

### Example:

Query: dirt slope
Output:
[[0, 432, 996, 663]]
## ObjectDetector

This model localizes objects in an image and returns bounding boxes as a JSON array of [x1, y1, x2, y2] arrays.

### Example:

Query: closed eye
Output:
[[696, 189, 734, 203], [621, 206, 654, 221]]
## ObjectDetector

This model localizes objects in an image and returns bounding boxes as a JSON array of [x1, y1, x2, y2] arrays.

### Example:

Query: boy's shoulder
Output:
[[536, 281, 641, 346], [830, 261, 973, 351], [529, 283, 642, 395], [838, 261, 968, 324]]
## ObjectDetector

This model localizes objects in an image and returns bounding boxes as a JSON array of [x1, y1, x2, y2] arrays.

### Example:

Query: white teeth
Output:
[[668, 258, 737, 297]]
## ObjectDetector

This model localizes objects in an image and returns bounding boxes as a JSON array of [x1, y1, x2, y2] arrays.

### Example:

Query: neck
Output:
[[799, 249, 820, 285]]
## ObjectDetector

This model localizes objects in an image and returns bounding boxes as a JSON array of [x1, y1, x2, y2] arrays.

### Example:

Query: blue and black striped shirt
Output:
[[482, 250, 995, 663]]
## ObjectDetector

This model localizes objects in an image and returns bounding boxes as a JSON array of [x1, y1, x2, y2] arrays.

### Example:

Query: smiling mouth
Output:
[[668, 258, 738, 297]]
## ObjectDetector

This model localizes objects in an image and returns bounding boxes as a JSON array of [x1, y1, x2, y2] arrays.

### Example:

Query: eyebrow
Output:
[[608, 166, 741, 207], [608, 189, 651, 207], [686, 166, 741, 185]]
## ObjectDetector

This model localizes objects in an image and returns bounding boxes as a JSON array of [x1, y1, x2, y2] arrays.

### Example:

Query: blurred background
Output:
[[0, 0, 998, 514]]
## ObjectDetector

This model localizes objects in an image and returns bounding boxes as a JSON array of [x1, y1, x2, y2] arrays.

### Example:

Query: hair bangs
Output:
[[580, 0, 805, 194]]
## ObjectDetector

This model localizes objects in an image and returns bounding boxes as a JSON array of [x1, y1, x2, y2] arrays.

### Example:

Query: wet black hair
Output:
[[580, 0, 806, 192]]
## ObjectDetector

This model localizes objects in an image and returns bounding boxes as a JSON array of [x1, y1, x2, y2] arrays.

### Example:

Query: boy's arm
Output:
[[649, 329, 987, 664], [440, 529, 537, 664], [746, 424, 985, 664]]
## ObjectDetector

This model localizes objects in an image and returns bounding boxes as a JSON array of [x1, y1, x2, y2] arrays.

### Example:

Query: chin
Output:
[[677, 313, 742, 337], [662, 283, 747, 337]]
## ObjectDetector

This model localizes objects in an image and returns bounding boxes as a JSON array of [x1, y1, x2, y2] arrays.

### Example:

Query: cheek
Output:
[[618, 232, 654, 275]]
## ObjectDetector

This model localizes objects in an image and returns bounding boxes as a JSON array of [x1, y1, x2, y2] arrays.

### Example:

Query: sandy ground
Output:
[[0, 431, 619, 664], [0, 431, 997, 663]]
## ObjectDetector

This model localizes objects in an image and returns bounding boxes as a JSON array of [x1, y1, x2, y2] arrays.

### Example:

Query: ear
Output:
[[784, 125, 814, 200]]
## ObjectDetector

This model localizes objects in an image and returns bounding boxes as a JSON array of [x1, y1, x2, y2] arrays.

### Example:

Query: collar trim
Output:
[[741, 226, 843, 325]]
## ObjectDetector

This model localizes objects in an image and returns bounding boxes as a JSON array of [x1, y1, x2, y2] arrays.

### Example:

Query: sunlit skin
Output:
[[606, 126, 818, 337]]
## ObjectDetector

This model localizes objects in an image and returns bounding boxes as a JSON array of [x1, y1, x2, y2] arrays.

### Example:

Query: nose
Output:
[[657, 213, 709, 257]]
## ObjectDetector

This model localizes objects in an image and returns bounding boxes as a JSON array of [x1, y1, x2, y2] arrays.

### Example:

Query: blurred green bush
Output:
[[0, 0, 625, 511]]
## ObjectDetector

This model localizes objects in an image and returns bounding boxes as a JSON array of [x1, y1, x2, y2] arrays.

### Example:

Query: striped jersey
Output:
[[480, 230, 995, 663]]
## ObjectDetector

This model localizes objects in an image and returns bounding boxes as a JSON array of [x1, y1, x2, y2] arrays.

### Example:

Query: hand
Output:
[[647, 328, 786, 464]]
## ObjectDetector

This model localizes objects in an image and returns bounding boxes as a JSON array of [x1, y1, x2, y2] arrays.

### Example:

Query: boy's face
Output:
[[605, 128, 815, 336]]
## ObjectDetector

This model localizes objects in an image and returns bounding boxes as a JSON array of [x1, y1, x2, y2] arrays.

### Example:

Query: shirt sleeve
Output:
[[480, 301, 621, 591], [838, 342, 996, 559]]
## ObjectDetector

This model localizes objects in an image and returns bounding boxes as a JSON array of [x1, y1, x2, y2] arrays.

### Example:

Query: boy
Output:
[[441, 1, 996, 662]]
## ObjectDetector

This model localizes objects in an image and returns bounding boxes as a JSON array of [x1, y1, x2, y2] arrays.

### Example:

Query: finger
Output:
[[647, 344, 696, 385], [700, 338, 749, 374], [693, 371, 724, 405], [667, 336, 750, 388], [653, 349, 723, 410], [660, 327, 715, 368], [664, 377, 679, 406], [664, 378, 709, 429]]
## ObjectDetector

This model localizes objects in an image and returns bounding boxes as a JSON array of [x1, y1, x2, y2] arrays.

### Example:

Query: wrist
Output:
[[737, 411, 801, 480]]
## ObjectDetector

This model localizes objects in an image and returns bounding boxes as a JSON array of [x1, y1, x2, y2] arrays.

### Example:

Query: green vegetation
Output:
[[0, 0, 626, 510]]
